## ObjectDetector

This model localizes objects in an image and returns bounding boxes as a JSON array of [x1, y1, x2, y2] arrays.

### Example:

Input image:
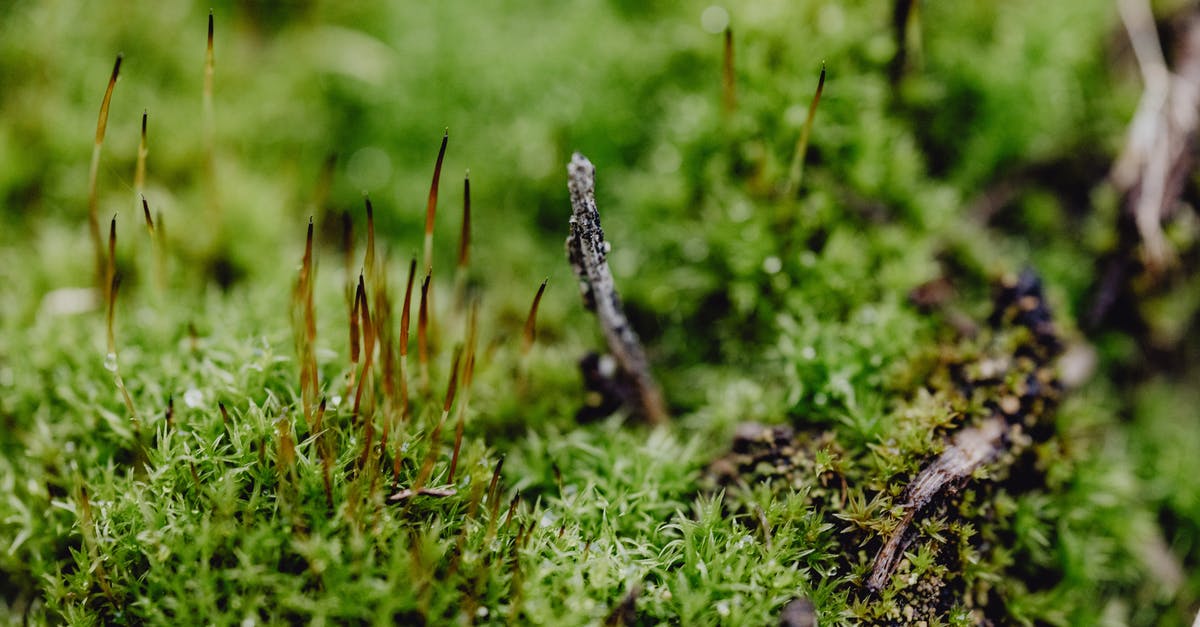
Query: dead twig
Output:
[[1114, 0, 1200, 270], [865, 414, 1008, 592], [868, 270, 1065, 592], [1091, 2, 1200, 324], [566, 153, 668, 424]]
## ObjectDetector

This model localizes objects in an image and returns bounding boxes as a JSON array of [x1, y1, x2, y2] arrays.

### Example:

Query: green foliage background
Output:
[[1, 0, 1198, 624]]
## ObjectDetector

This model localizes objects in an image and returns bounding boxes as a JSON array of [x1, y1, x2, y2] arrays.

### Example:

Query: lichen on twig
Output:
[[566, 153, 668, 424]]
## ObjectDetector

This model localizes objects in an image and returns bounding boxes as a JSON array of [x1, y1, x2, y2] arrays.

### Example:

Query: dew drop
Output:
[[103, 352, 118, 372], [701, 6, 730, 34], [183, 388, 204, 408], [762, 256, 783, 274]]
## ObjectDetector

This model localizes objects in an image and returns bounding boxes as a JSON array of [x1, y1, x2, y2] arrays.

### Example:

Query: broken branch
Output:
[[566, 153, 668, 424]]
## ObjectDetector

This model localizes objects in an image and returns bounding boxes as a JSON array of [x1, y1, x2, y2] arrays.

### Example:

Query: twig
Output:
[[566, 153, 668, 424], [1120, 3, 1200, 255], [1091, 5, 1200, 325], [868, 269, 1064, 592], [866, 414, 1007, 591]]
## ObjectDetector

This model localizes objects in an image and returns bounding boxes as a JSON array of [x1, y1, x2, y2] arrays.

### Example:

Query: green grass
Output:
[[2, 1, 1199, 624]]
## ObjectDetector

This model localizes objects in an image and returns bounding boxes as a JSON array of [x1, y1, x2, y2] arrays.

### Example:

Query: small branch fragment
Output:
[[388, 486, 457, 501], [868, 269, 1064, 593], [566, 153, 668, 424], [1092, 3, 1200, 323], [866, 415, 1007, 591], [1116, 0, 1200, 270]]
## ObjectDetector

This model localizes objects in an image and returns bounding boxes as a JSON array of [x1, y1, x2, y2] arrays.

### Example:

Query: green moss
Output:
[[1, 1, 1198, 625]]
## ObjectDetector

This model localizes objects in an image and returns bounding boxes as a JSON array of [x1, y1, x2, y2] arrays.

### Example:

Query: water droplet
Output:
[[598, 355, 617, 378], [762, 256, 783, 274], [183, 388, 204, 408], [728, 200, 752, 223], [700, 6, 730, 34], [103, 352, 118, 372]]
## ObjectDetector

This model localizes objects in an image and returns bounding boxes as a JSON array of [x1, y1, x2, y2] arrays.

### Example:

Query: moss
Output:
[[2, 1, 1199, 625]]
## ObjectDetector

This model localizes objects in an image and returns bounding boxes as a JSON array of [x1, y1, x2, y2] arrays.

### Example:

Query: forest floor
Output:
[[1, 1, 1199, 625]]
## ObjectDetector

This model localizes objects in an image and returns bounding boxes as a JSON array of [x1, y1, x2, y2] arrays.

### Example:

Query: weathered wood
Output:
[[1091, 3, 1200, 325], [866, 414, 1008, 592], [566, 153, 668, 424]]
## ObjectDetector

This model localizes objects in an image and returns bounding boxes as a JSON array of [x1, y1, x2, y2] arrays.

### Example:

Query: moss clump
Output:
[[706, 271, 1081, 624]]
